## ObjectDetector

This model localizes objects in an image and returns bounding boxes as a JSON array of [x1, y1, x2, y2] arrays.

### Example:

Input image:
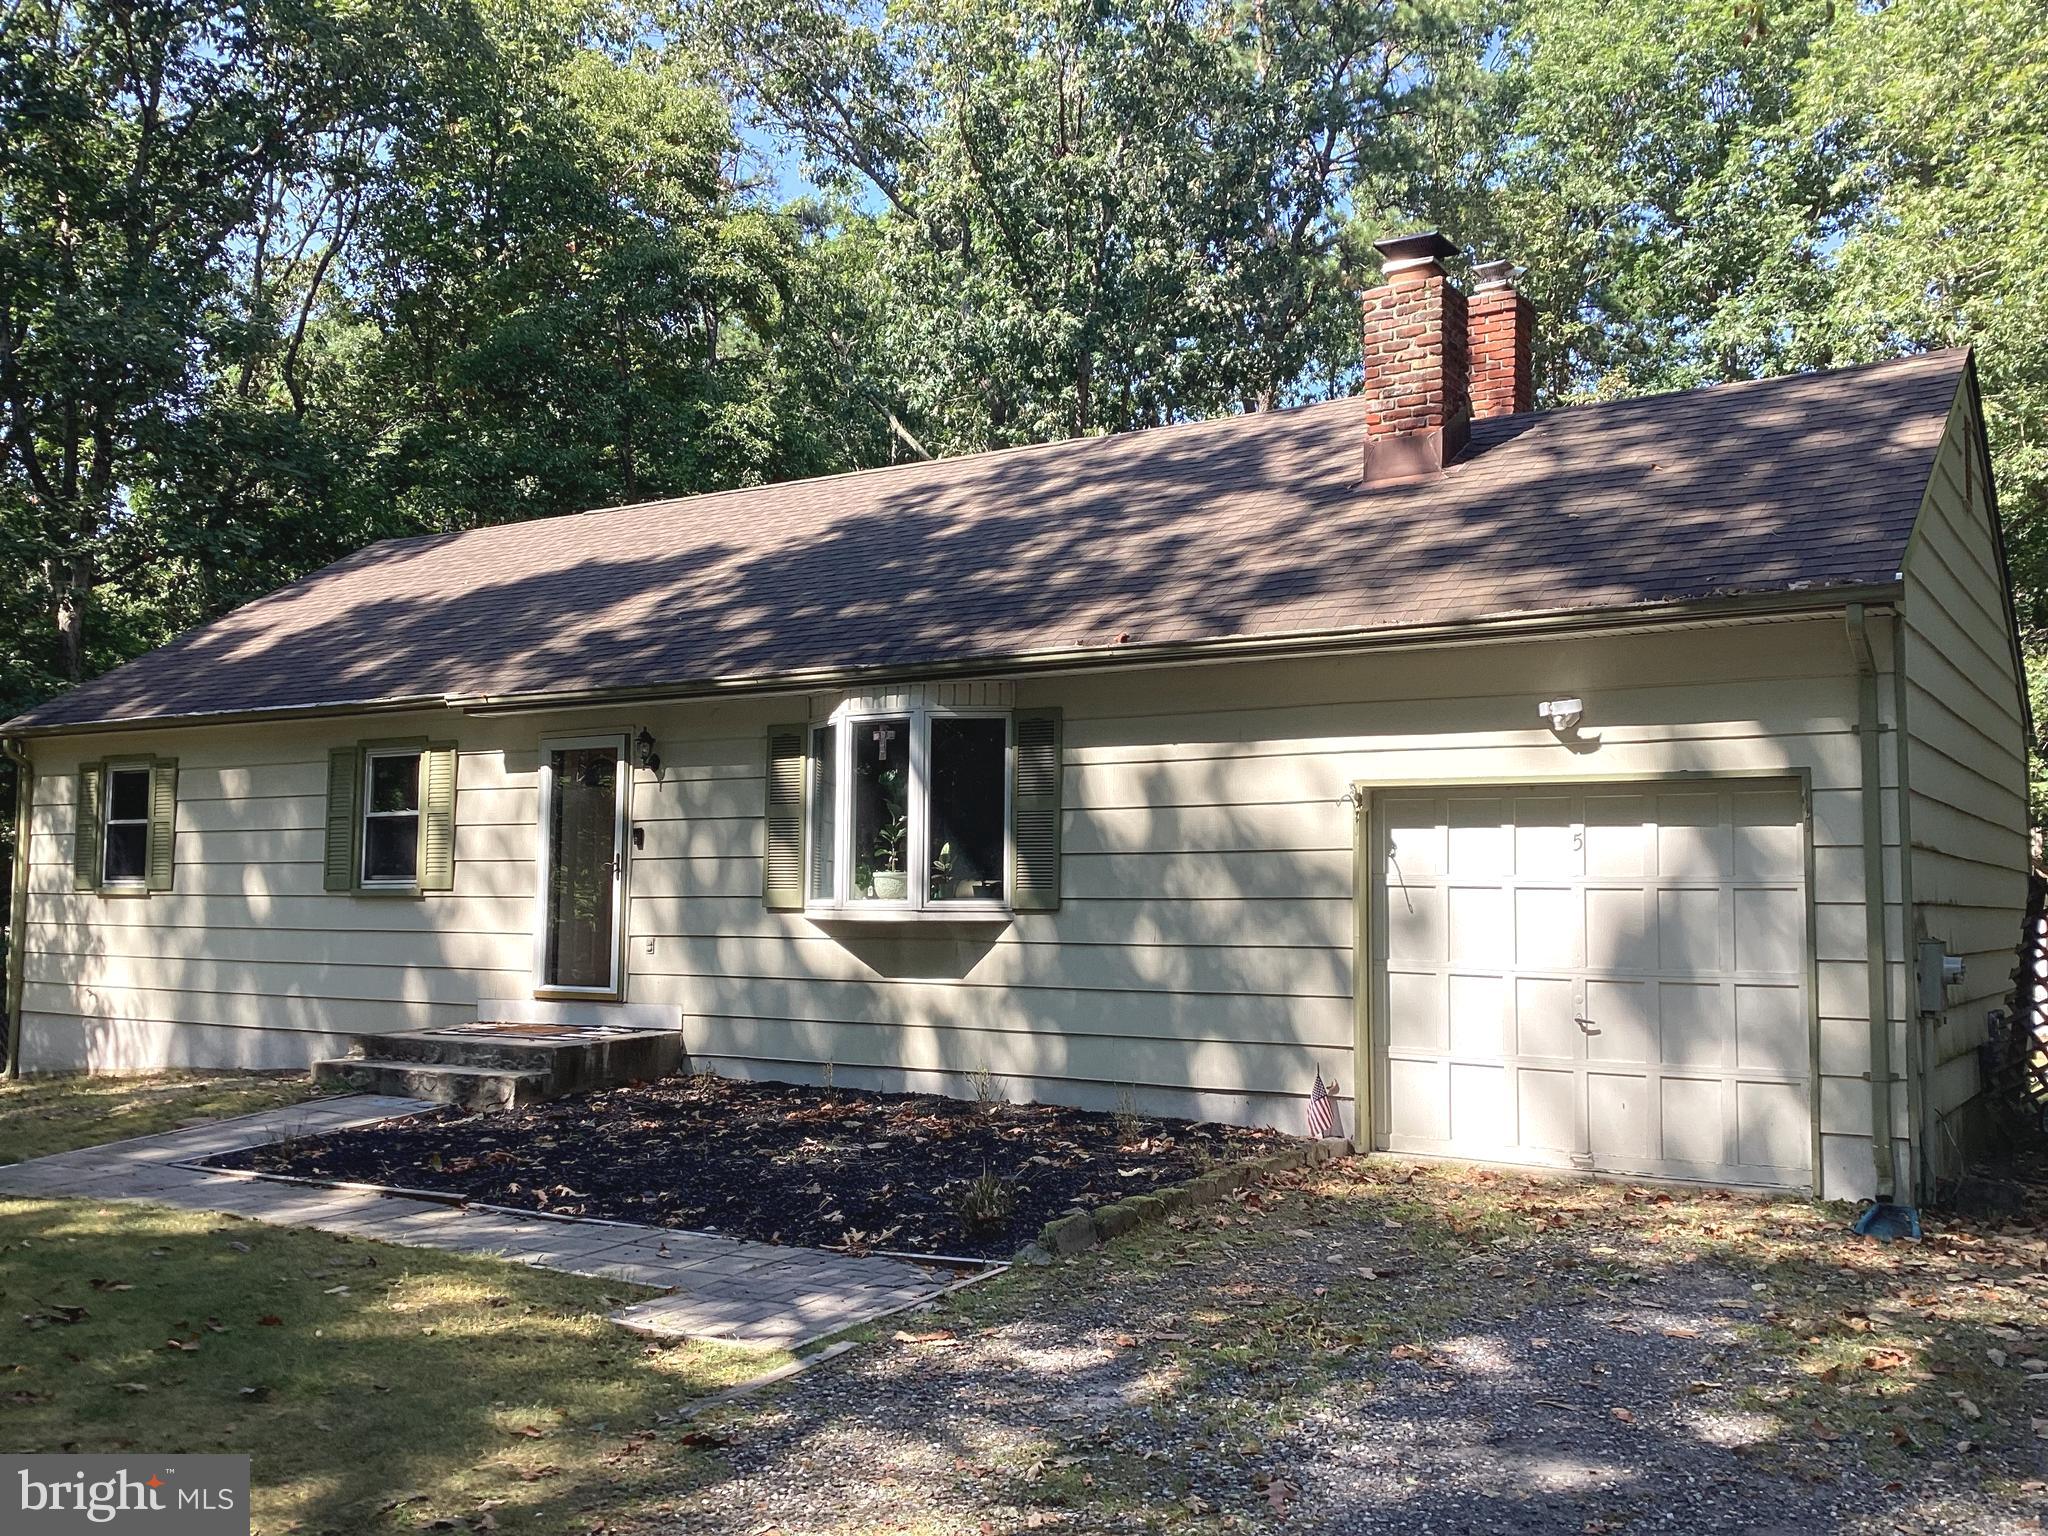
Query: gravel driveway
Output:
[[644, 1158, 2048, 1536]]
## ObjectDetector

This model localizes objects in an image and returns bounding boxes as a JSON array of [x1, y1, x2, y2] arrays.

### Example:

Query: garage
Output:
[[1369, 782, 1814, 1190]]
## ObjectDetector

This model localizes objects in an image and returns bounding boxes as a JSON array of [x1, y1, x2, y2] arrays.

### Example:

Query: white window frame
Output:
[[100, 762, 153, 891], [805, 701, 1012, 919], [531, 732, 631, 998], [360, 746, 425, 890]]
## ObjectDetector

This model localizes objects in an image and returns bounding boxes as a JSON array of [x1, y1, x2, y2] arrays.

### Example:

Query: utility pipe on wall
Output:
[[1845, 605, 1896, 1201], [2, 735, 32, 1080]]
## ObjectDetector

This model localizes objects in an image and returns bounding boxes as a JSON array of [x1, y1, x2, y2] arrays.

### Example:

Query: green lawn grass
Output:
[[0, 1071, 333, 1164], [1, 1198, 778, 1533]]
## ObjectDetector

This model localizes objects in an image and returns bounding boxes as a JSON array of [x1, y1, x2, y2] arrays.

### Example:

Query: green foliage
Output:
[[1800, 0, 2048, 620], [1419, 0, 1847, 399], [690, 0, 1500, 448]]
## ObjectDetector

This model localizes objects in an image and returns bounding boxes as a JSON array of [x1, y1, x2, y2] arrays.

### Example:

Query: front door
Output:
[[536, 735, 628, 995]]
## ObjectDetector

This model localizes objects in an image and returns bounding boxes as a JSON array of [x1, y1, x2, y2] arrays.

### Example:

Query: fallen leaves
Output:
[[21, 1304, 88, 1328], [1260, 1476, 1298, 1516]]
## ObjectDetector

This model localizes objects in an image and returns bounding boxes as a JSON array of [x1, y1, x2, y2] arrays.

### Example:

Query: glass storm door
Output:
[[537, 736, 627, 994]]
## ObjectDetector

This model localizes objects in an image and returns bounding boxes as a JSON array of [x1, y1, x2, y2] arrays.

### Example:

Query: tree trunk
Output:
[[52, 552, 90, 684]]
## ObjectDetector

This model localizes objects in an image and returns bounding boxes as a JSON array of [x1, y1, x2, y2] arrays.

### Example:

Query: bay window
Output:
[[805, 704, 1010, 912]]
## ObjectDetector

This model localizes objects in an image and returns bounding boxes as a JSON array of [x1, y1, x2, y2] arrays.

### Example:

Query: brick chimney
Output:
[[1362, 231, 1469, 481], [1468, 259, 1535, 418]]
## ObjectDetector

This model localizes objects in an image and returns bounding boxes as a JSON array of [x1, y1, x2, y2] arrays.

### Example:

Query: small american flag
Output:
[[1306, 1068, 1338, 1139]]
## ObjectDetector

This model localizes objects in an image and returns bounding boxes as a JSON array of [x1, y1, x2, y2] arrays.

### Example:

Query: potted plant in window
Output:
[[867, 813, 909, 899], [931, 840, 983, 901]]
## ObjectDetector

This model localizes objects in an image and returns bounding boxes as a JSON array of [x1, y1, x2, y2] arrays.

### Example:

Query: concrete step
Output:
[[346, 1027, 682, 1096], [313, 1057, 550, 1110]]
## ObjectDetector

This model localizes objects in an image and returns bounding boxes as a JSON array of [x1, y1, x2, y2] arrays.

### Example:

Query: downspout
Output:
[[1845, 605, 1896, 1200], [2, 736, 32, 1080]]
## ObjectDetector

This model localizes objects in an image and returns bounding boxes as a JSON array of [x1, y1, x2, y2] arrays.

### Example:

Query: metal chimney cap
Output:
[[1372, 230, 1459, 279], [1471, 258, 1520, 293]]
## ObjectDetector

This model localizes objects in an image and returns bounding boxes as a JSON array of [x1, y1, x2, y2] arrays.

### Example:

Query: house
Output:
[[0, 232, 2029, 1205]]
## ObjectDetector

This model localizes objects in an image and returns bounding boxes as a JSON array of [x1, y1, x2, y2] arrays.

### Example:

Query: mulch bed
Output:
[[205, 1075, 1285, 1259]]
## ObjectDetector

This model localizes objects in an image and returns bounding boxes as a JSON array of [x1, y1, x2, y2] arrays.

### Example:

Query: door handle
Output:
[[1574, 1016, 1600, 1036]]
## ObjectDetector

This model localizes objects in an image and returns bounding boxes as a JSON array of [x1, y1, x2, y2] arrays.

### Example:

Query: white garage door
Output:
[[1372, 783, 1813, 1189]]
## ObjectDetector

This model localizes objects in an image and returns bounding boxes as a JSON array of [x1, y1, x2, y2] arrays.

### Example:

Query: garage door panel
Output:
[[1515, 886, 1580, 968], [1659, 1077, 1727, 1165], [1584, 796, 1650, 875], [1515, 976, 1579, 1059], [1657, 888, 1723, 971], [1448, 973, 1507, 1055], [1385, 799, 1446, 878], [1732, 790, 1804, 880], [1518, 1068, 1577, 1152], [1449, 885, 1507, 963], [1447, 799, 1508, 875], [1659, 982, 1732, 1067], [1735, 1081, 1810, 1174], [1587, 1072, 1651, 1159], [1449, 1062, 1510, 1149], [1377, 781, 1812, 1190], [1733, 887, 1803, 974], [1385, 884, 1444, 963], [1514, 797, 1579, 877], [1735, 984, 1805, 1073], [1585, 887, 1653, 970], [1387, 1056, 1448, 1143], [1386, 971, 1446, 1053], [1585, 979, 1653, 1062], [1657, 793, 1731, 876]]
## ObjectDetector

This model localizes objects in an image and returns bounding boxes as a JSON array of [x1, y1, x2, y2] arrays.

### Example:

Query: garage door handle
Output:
[[1575, 1016, 1601, 1036]]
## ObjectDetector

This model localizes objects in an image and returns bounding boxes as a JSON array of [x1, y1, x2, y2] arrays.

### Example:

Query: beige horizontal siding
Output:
[[15, 614, 1908, 1199], [1898, 384, 2031, 1183]]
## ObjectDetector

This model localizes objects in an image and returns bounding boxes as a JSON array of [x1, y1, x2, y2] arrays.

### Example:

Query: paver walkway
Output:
[[0, 1094, 961, 1348]]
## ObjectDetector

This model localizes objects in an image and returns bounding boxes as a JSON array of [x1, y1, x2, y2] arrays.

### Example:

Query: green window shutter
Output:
[[324, 746, 361, 892], [73, 762, 104, 892], [763, 723, 807, 911], [418, 744, 458, 892], [1010, 708, 1063, 911], [145, 757, 178, 892]]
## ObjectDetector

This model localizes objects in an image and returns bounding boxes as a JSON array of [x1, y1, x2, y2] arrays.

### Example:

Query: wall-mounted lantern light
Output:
[[635, 728, 661, 775]]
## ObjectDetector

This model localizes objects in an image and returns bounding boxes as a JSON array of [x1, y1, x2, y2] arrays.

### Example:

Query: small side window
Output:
[[102, 766, 151, 886], [361, 749, 422, 886]]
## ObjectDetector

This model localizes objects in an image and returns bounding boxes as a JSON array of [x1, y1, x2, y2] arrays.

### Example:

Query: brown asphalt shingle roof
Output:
[[5, 348, 1969, 733]]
